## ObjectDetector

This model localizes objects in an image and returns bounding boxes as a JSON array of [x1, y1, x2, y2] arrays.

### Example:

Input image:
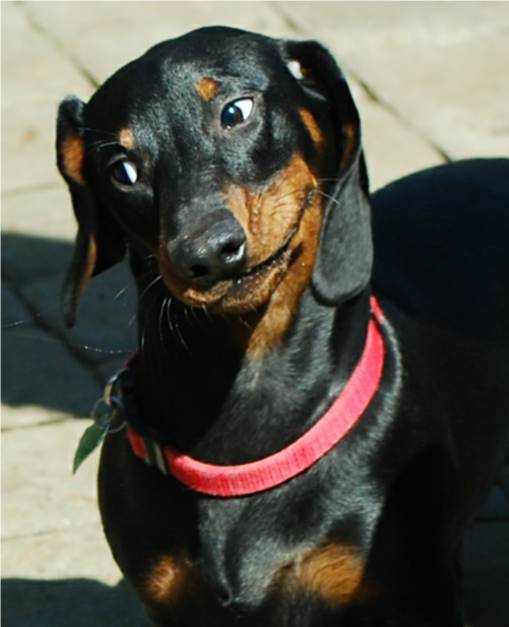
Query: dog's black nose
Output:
[[170, 212, 247, 287]]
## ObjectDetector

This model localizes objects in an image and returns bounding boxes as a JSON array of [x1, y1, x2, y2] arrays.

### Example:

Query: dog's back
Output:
[[372, 158, 509, 343], [372, 158, 509, 533]]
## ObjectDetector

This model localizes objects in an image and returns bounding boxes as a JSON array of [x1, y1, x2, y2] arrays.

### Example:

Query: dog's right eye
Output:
[[221, 98, 254, 129], [109, 159, 138, 187]]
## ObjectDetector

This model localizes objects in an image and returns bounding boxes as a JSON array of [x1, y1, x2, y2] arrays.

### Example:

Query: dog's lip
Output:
[[239, 231, 294, 280]]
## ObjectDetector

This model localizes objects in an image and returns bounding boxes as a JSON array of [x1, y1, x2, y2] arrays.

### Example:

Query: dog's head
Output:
[[57, 27, 372, 328]]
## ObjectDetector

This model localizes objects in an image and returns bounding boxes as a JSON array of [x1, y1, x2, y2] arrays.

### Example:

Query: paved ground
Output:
[[2, 2, 509, 625]]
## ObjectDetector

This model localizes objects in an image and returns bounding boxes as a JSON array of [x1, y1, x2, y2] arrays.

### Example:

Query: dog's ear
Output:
[[56, 96, 126, 327], [281, 40, 373, 306]]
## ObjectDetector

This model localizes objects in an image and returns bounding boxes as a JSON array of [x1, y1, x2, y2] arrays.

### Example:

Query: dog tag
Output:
[[72, 420, 109, 474], [73, 369, 127, 473]]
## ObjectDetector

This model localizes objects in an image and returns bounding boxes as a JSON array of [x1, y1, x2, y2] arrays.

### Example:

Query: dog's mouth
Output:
[[243, 237, 292, 279], [179, 225, 298, 314]]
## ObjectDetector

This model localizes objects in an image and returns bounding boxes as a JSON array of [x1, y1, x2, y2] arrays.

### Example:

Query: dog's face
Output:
[[57, 27, 372, 328]]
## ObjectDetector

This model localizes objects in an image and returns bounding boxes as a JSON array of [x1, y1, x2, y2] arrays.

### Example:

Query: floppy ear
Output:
[[281, 40, 373, 306], [56, 96, 126, 327]]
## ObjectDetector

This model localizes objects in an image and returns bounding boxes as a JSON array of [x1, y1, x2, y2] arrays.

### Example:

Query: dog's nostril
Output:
[[221, 240, 246, 263], [189, 263, 210, 279]]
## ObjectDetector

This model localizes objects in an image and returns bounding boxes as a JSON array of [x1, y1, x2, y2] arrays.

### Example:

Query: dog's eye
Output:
[[221, 98, 254, 129], [110, 159, 138, 186]]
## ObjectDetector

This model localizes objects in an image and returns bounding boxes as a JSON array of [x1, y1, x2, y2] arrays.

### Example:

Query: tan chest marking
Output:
[[143, 554, 193, 606], [61, 135, 85, 185], [276, 543, 368, 607], [196, 78, 220, 102]]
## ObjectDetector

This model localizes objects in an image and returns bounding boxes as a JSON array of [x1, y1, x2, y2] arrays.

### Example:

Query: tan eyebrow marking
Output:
[[195, 78, 220, 102], [118, 127, 135, 149]]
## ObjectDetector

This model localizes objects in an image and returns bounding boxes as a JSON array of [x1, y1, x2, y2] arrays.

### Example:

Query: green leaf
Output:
[[72, 422, 108, 474]]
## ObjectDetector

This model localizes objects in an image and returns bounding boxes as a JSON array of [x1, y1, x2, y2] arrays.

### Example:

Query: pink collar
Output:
[[128, 297, 385, 498]]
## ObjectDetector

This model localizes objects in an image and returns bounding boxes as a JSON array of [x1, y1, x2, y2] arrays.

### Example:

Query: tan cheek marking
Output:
[[143, 555, 192, 606], [195, 78, 220, 102], [61, 135, 85, 185], [118, 127, 134, 149], [299, 108, 325, 146], [245, 194, 322, 360], [275, 544, 369, 607], [225, 153, 322, 359], [225, 153, 317, 268]]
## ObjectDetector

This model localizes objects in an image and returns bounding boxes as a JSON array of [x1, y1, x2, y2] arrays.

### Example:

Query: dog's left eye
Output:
[[110, 159, 139, 186], [221, 98, 254, 129]]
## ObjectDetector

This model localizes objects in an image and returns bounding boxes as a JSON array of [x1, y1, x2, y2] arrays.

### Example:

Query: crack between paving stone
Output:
[[3, 181, 63, 198], [345, 71, 452, 163], [269, 2, 452, 164], [18, 1, 100, 90], [1, 416, 73, 433], [3, 522, 101, 542]]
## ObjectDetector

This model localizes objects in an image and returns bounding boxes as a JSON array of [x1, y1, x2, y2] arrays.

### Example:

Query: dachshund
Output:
[[56, 26, 509, 626]]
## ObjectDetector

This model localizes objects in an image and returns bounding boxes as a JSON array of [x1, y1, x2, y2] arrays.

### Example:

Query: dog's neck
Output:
[[131, 258, 371, 463]]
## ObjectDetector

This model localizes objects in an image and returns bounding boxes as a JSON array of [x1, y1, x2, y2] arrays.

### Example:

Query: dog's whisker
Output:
[[164, 297, 177, 338], [139, 275, 163, 302], [317, 177, 341, 185], [85, 140, 121, 155], [315, 189, 343, 207], [1, 304, 61, 329], [158, 297, 169, 347], [3, 332, 131, 354], [166, 298, 191, 354], [113, 287, 129, 301]]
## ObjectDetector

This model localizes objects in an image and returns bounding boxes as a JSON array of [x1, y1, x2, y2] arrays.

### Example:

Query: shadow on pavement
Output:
[[1, 577, 148, 626], [1, 232, 136, 418]]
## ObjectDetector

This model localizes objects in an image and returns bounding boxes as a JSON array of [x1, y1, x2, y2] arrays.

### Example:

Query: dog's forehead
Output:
[[150, 26, 281, 77], [87, 27, 284, 124]]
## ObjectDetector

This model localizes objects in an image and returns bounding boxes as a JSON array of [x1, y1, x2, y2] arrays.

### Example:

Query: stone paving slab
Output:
[[24, 1, 294, 85], [2, 186, 80, 283], [350, 84, 443, 190], [2, 185, 137, 370], [1, 284, 101, 424], [282, 2, 509, 159], [1, 2, 93, 192], [2, 420, 102, 539], [8, 264, 137, 367]]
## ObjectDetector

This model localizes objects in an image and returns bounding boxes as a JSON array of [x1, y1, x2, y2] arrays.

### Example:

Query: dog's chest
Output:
[[138, 481, 377, 624]]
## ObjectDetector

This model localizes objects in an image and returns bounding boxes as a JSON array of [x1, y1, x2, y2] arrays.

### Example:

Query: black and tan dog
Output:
[[56, 27, 509, 626]]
